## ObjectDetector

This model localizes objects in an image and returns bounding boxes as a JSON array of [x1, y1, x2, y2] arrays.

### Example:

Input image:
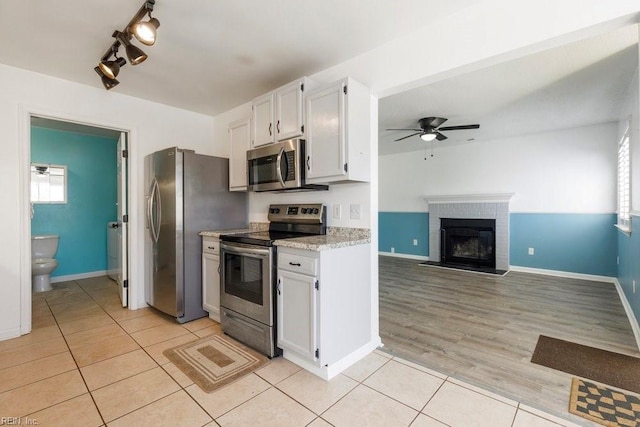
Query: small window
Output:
[[617, 126, 630, 231], [31, 163, 67, 203]]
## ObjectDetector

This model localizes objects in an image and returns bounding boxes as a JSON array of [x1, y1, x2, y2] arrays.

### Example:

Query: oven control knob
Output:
[[301, 208, 308, 214], [313, 208, 319, 214]]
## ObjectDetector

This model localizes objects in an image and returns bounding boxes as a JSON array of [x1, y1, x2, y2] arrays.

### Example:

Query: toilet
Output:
[[31, 235, 59, 292]]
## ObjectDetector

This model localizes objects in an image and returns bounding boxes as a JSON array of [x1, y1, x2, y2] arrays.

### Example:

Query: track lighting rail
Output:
[[94, 0, 160, 90]]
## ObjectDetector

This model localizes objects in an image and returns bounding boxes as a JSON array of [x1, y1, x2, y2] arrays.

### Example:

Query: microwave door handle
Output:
[[275, 147, 286, 188]]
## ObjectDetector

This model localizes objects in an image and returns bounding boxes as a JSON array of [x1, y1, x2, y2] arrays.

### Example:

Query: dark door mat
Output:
[[419, 261, 508, 276], [569, 377, 640, 427], [531, 335, 640, 394]]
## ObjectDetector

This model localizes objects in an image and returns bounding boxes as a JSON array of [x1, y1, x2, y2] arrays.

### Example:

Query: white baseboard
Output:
[[51, 270, 108, 283], [508, 265, 616, 284], [283, 338, 382, 381], [614, 279, 640, 352], [379, 252, 429, 261], [0, 327, 22, 342]]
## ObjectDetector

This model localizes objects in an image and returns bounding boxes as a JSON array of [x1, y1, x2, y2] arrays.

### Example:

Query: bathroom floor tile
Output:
[[185, 373, 271, 419], [364, 359, 444, 411], [0, 370, 87, 417], [276, 370, 358, 414], [0, 351, 76, 393], [31, 313, 58, 329], [108, 390, 212, 427], [422, 381, 517, 427], [26, 393, 103, 427], [91, 366, 180, 422], [130, 322, 191, 347], [322, 384, 418, 427], [217, 387, 316, 427], [70, 334, 140, 367], [80, 348, 157, 391]]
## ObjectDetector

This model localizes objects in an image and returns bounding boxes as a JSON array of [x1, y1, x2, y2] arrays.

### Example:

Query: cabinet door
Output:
[[304, 81, 346, 181], [277, 270, 317, 361], [252, 93, 275, 147], [276, 80, 304, 141], [228, 118, 250, 191], [202, 252, 221, 322]]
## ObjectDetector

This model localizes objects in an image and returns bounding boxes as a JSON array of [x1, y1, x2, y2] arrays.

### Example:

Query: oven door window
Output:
[[223, 252, 263, 305]]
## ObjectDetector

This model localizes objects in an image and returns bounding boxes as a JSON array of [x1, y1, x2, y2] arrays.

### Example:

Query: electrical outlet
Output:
[[333, 204, 341, 219], [413, 239, 418, 246], [391, 247, 395, 253], [350, 204, 361, 220], [528, 248, 535, 255]]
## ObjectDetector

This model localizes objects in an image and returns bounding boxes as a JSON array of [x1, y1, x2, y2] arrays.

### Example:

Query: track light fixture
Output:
[[95, 0, 160, 90]]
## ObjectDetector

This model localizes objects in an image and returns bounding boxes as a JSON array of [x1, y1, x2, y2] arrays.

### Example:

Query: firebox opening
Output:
[[440, 218, 496, 270]]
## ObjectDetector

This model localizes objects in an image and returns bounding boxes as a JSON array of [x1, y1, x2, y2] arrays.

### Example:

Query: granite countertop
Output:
[[200, 224, 370, 251], [274, 234, 370, 251], [199, 228, 251, 238]]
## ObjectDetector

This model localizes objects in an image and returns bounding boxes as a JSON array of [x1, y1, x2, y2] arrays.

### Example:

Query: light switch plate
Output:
[[333, 204, 342, 219]]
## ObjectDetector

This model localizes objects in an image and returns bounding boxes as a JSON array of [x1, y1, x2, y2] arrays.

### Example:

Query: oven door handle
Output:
[[220, 242, 271, 257], [275, 146, 286, 188]]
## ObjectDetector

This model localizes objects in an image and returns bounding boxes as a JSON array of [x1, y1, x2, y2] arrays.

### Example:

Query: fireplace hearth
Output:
[[440, 218, 496, 270]]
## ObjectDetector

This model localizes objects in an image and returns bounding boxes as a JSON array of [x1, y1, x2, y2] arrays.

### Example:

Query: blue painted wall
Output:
[[378, 212, 429, 257], [618, 215, 640, 323], [510, 213, 618, 277], [379, 211, 618, 277], [31, 127, 118, 277]]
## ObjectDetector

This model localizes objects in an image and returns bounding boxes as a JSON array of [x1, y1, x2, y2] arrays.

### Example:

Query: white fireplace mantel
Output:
[[424, 193, 515, 204]]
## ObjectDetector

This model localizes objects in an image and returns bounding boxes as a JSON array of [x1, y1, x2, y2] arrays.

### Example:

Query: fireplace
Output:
[[440, 218, 496, 269]]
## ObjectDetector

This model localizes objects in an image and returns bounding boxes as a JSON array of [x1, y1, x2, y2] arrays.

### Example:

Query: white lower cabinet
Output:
[[276, 243, 373, 378], [202, 236, 221, 322]]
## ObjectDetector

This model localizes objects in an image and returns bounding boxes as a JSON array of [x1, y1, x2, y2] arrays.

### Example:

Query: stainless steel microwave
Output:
[[246, 139, 327, 192]]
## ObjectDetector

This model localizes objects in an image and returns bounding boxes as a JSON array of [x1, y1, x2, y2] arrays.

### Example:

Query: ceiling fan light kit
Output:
[[387, 116, 480, 142], [95, 0, 160, 90]]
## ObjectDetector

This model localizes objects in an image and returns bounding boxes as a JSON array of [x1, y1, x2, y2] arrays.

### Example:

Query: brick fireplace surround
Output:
[[426, 194, 514, 271]]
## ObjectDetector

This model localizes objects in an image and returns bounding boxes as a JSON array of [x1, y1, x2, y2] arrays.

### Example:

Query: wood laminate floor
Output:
[[378, 256, 640, 426]]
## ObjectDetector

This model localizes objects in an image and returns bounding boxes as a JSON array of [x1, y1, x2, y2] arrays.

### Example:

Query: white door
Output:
[[275, 80, 303, 140], [252, 93, 275, 147], [116, 132, 128, 307]]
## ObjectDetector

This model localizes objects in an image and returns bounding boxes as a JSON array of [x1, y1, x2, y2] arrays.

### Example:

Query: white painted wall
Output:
[[618, 66, 640, 213], [379, 123, 618, 214], [0, 63, 216, 340]]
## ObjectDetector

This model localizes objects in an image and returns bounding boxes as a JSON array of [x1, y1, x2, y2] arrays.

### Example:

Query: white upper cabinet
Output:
[[228, 118, 251, 191], [252, 93, 275, 147], [251, 77, 316, 147], [304, 77, 370, 184]]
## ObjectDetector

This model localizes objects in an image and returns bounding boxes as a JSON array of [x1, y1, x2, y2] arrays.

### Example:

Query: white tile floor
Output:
[[0, 277, 590, 426]]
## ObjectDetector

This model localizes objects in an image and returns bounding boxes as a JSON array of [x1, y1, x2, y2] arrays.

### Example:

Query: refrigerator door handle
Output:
[[153, 178, 162, 243], [148, 177, 161, 243]]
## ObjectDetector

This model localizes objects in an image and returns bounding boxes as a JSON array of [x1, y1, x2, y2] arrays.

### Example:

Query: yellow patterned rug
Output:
[[569, 378, 640, 427], [164, 334, 269, 393]]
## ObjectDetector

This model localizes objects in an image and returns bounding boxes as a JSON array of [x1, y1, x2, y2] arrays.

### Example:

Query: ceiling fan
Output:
[[386, 117, 480, 142]]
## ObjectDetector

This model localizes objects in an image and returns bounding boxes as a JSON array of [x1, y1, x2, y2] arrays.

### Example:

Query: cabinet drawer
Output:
[[278, 252, 317, 276], [202, 237, 219, 255]]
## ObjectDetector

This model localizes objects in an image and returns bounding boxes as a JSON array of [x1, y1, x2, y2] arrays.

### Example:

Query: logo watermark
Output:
[[0, 417, 38, 425]]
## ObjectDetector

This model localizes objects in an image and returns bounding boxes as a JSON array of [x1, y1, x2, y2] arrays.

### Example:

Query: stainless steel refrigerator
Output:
[[145, 147, 247, 323]]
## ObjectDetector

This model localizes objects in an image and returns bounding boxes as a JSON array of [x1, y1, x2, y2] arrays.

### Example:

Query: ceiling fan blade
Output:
[[420, 117, 447, 129], [386, 128, 423, 131], [435, 132, 448, 141], [438, 124, 480, 131], [394, 132, 421, 142]]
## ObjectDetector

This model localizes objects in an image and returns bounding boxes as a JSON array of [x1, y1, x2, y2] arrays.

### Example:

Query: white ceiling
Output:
[[0, 0, 479, 116], [379, 24, 639, 155], [1, 2, 637, 153]]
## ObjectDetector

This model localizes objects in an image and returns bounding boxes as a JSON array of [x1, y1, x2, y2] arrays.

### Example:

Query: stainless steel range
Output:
[[219, 204, 327, 357]]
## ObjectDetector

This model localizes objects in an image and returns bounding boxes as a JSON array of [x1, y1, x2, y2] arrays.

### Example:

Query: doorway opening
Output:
[[27, 116, 130, 323]]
